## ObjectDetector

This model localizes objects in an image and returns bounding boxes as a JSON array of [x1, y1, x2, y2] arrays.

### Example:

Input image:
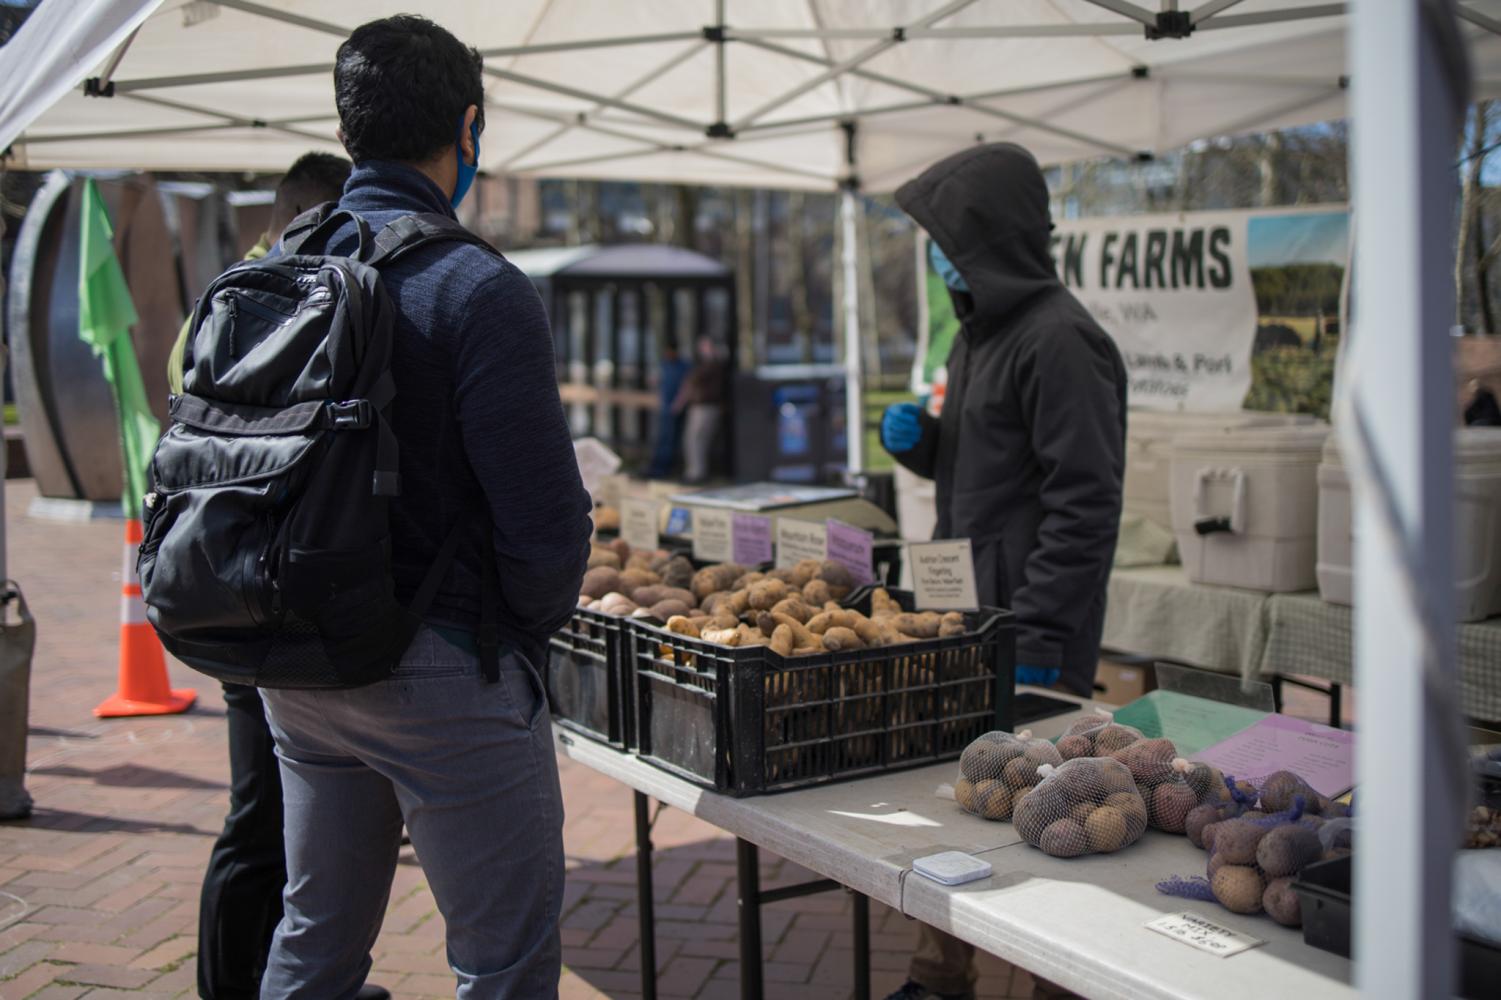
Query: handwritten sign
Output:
[[825, 520, 874, 584], [1109, 691, 1267, 759], [776, 519, 827, 567], [1195, 713, 1355, 798], [692, 508, 733, 563], [732, 513, 774, 566], [1146, 912, 1264, 958], [909, 539, 979, 611], [620, 498, 660, 553]]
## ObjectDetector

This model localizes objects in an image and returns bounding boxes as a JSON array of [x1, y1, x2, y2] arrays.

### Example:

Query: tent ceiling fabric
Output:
[[5, 0, 1501, 190]]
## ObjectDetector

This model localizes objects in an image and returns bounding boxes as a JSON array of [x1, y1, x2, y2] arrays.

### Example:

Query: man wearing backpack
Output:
[[158, 15, 589, 1000]]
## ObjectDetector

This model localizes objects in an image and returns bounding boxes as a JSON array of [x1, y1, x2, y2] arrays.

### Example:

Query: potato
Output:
[[649, 599, 691, 620], [769, 612, 818, 650], [1085, 805, 1131, 853], [692, 564, 741, 601], [817, 560, 855, 588], [619, 568, 660, 592], [892, 612, 941, 638], [588, 547, 621, 570], [769, 624, 796, 657], [593, 506, 620, 531], [870, 587, 903, 616], [599, 592, 638, 616], [1039, 818, 1090, 858], [658, 555, 695, 589], [700, 625, 741, 646], [608, 537, 632, 561], [806, 609, 859, 634], [582, 567, 623, 600], [770, 597, 816, 623], [974, 780, 1014, 821], [725, 589, 752, 615], [822, 626, 864, 651], [699, 592, 732, 616], [733, 571, 766, 590], [802, 579, 833, 605], [939, 621, 967, 638], [785, 559, 820, 588], [748, 579, 789, 610], [665, 615, 700, 639]]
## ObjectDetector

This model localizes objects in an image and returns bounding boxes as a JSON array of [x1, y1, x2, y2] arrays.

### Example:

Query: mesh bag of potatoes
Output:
[[1012, 758, 1149, 857], [1158, 777, 1354, 927], [1054, 713, 1144, 760], [1109, 738, 1231, 834], [953, 731, 1063, 821]]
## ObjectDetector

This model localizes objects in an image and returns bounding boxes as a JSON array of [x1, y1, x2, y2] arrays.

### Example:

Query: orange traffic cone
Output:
[[94, 519, 195, 718]]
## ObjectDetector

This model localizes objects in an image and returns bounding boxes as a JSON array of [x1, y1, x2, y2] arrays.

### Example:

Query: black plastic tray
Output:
[[1292, 854, 1501, 999], [627, 587, 1015, 796], [547, 607, 632, 749]]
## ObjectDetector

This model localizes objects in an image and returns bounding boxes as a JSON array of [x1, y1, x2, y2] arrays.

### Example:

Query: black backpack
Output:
[[139, 206, 501, 689]]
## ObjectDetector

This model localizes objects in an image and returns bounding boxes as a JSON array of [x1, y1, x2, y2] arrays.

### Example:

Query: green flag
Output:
[[78, 178, 158, 520]]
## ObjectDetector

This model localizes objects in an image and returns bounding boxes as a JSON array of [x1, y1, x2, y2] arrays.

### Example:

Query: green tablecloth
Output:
[[1103, 566, 1501, 722], [1103, 566, 1271, 681]]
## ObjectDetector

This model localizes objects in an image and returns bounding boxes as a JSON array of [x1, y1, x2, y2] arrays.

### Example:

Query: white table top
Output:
[[554, 690, 1354, 999]]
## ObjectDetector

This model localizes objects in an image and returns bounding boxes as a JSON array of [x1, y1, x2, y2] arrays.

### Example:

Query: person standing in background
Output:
[[880, 142, 1126, 1000], [167, 152, 388, 1000], [649, 340, 691, 478], [674, 334, 727, 483]]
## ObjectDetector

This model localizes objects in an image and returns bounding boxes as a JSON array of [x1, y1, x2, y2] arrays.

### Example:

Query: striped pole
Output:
[[93, 518, 195, 718]]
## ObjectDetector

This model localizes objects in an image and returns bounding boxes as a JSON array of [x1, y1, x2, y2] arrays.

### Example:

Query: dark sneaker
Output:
[[356, 986, 392, 1000], [883, 981, 976, 1000]]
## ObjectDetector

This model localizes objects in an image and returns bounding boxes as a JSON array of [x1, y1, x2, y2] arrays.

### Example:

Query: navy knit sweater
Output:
[[306, 161, 591, 665]]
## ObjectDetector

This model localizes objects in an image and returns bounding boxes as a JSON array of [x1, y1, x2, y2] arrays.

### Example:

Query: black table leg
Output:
[[634, 791, 657, 1000], [736, 837, 763, 1000], [1329, 682, 1343, 728], [852, 890, 870, 1000]]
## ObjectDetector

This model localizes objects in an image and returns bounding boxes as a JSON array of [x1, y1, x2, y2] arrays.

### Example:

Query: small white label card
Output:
[[776, 518, 828, 568], [620, 497, 660, 552], [908, 539, 979, 611], [692, 507, 734, 563], [1145, 912, 1264, 958]]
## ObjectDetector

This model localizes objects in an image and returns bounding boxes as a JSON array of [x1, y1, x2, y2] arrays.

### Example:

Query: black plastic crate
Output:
[[1292, 855, 1501, 999], [627, 588, 1015, 796], [548, 608, 632, 748]]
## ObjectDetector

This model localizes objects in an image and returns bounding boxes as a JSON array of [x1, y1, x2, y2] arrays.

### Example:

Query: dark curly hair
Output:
[[334, 15, 485, 165]]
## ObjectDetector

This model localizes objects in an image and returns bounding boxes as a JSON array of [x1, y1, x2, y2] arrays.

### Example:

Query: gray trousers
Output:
[[258, 627, 563, 1000]]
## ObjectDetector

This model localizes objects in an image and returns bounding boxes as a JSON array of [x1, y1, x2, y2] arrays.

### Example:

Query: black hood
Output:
[[896, 142, 1058, 328]]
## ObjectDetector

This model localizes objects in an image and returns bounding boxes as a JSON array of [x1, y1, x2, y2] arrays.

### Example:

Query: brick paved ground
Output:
[[0, 479, 1053, 1000]]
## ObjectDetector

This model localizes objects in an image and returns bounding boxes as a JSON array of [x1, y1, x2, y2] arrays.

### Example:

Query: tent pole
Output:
[[1348, 2, 1467, 998], [840, 188, 864, 474]]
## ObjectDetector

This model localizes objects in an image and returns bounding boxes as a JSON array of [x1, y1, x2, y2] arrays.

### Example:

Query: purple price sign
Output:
[[732, 513, 774, 566], [825, 519, 874, 584]]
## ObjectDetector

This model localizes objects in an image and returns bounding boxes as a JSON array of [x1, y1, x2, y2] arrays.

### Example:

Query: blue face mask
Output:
[[929, 240, 969, 293], [451, 119, 480, 210]]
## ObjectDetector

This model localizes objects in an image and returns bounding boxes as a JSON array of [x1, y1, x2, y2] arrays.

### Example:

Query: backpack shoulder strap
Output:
[[366, 213, 501, 270], [280, 205, 374, 260]]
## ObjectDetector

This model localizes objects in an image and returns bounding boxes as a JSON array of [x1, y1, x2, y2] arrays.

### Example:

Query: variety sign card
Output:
[[1146, 912, 1264, 958], [825, 520, 874, 584], [619, 497, 659, 552], [776, 519, 827, 567], [908, 539, 979, 610], [732, 513, 774, 566], [692, 508, 734, 563]]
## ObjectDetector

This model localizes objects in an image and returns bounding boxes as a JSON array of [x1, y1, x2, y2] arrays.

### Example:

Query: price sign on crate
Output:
[[732, 513, 774, 566], [909, 539, 979, 610], [1145, 912, 1264, 958], [776, 518, 827, 567], [825, 519, 874, 584], [692, 508, 734, 563], [620, 497, 659, 552]]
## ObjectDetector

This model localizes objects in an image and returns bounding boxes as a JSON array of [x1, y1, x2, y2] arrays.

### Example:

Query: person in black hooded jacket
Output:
[[880, 143, 1126, 1000]]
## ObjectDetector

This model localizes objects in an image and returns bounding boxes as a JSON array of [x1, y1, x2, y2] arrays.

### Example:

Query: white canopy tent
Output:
[[5, 0, 1501, 471], [5, 0, 1501, 189], [0, 6, 1491, 993]]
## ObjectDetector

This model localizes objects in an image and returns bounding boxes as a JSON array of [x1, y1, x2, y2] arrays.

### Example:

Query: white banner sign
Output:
[[1049, 212, 1257, 410]]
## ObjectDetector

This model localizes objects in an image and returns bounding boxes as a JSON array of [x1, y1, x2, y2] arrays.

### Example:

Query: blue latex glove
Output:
[[1017, 665, 1061, 687], [880, 402, 924, 454]]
